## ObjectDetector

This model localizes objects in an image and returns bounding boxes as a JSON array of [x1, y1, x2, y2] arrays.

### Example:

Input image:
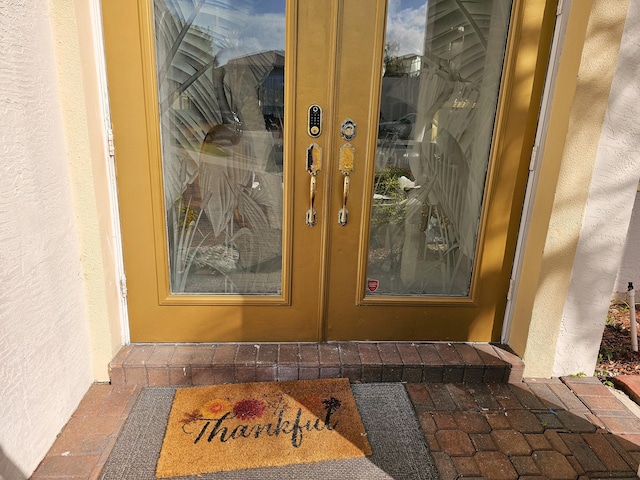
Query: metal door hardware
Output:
[[338, 143, 355, 226], [340, 118, 356, 141], [306, 143, 322, 226], [307, 104, 323, 138]]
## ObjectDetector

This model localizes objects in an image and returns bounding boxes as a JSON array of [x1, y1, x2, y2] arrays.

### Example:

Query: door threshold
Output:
[[109, 342, 523, 386]]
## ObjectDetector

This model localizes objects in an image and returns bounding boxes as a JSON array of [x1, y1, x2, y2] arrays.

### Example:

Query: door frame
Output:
[[321, 0, 559, 340], [101, 0, 558, 343]]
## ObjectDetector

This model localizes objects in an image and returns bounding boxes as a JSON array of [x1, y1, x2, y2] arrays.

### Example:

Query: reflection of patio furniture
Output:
[[422, 202, 461, 292], [198, 134, 282, 271], [378, 113, 416, 140], [400, 127, 472, 294], [376, 139, 417, 171]]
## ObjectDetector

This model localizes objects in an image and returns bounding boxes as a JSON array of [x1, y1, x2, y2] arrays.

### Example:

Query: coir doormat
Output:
[[100, 382, 439, 480], [156, 378, 371, 477]]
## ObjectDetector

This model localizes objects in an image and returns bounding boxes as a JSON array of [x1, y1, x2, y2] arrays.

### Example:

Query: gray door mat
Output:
[[100, 383, 439, 479]]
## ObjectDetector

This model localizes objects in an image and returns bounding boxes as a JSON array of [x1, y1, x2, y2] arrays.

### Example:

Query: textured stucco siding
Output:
[[615, 191, 640, 295], [0, 0, 93, 476], [518, 0, 640, 378], [551, 0, 640, 377], [49, 0, 126, 380]]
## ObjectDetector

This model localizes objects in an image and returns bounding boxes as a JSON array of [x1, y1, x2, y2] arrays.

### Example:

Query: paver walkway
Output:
[[408, 377, 640, 479], [28, 343, 640, 479], [31, 376, 640, 479]]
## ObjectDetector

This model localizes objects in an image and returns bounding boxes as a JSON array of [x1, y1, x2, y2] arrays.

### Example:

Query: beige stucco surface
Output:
[[552, 0, 640, 376], [49, 0, 126, 381], [615, 192, 640, 295], [0, 0, 94, 475], [0, 0, 125, 474], [517, 0, 638, 377]]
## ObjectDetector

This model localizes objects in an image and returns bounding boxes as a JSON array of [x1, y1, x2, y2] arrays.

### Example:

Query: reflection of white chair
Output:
[[399, 127, 471, 294], [198, 133, 282, 272], [423, 203, 460, 292], [422, 130, 470, 292]]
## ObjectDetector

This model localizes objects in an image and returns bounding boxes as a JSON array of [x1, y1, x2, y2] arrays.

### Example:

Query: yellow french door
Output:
[[102, 0, 555, 342]]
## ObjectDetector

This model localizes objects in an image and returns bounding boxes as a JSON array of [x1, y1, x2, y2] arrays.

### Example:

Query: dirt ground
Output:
[[596, 302, 640, 379]]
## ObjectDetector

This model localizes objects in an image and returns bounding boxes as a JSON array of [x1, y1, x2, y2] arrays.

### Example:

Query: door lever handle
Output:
[[306, 143, 322, 227], [338, 175, 350, 226], [338, 143, 355, 226]]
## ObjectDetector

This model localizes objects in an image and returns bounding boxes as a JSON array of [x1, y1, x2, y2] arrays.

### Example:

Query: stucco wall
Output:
[[524, 0, 627, 376], [0, 0, 94, 476], [553, 0, 640, 376], [506, 0, 594, 364], [514, 0, 640, 377], [49, 0, 127, 380], [615, 191, 640, 295]]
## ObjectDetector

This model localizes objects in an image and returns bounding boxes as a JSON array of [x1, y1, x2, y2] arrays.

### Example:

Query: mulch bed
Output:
[[596, 303, 640, 379]]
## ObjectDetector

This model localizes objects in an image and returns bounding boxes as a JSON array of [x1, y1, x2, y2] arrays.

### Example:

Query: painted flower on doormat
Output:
[[157, 380, 372, 477], [201, 399, 232, 417], [182, 397, 267, 428], [179, 393, 344, 447], [232, 398, 266, 420], [322, 397, 341, 414]]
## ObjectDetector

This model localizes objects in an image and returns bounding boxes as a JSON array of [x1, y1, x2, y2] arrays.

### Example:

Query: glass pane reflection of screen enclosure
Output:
[[367, 0, 513, 297], [154, 0, 286, 294]]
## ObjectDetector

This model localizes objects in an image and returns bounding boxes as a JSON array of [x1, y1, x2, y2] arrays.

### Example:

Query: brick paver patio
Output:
[[30, 343, 640, 479], [408, 377, 640, 479]]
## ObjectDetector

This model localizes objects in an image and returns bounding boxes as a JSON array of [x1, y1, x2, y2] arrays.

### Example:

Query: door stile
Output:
[[320, 0, 345, 341], [137, 0, 184, 306], [293, 0, 342, 340], [353, 0, 390, 307], [324, 0, 388, 326]]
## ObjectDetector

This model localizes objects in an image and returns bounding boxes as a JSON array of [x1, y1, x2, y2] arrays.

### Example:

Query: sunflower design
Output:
[[200, 399, 232, 418]]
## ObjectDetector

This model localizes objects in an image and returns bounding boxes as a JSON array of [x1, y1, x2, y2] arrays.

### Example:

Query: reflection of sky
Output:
[[251, 0, 287, 14], [178, 0, 286, 63], [165, 0, 428, 63], [385, 0, 427, 57]]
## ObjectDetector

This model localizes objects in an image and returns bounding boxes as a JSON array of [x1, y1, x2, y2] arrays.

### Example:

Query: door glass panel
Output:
[[367, 0, 512, 296], [153, 0, 286, 294]]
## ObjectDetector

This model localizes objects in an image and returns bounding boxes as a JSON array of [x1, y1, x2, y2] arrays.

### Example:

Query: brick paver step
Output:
[[109, 341, 523, 386]]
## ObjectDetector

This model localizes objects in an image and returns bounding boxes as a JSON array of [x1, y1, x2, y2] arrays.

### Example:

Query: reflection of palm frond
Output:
[[199, 145, 254, 237], [235, 189, 279, 270], [163, 57, 217, 109], [170, 191, 217, 292], [157, 0, 207, 79], [237, 187, 270, 232], [156, 0, 285, 293], [156, 0, 221, 212], [203, 170, 235, 237]]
